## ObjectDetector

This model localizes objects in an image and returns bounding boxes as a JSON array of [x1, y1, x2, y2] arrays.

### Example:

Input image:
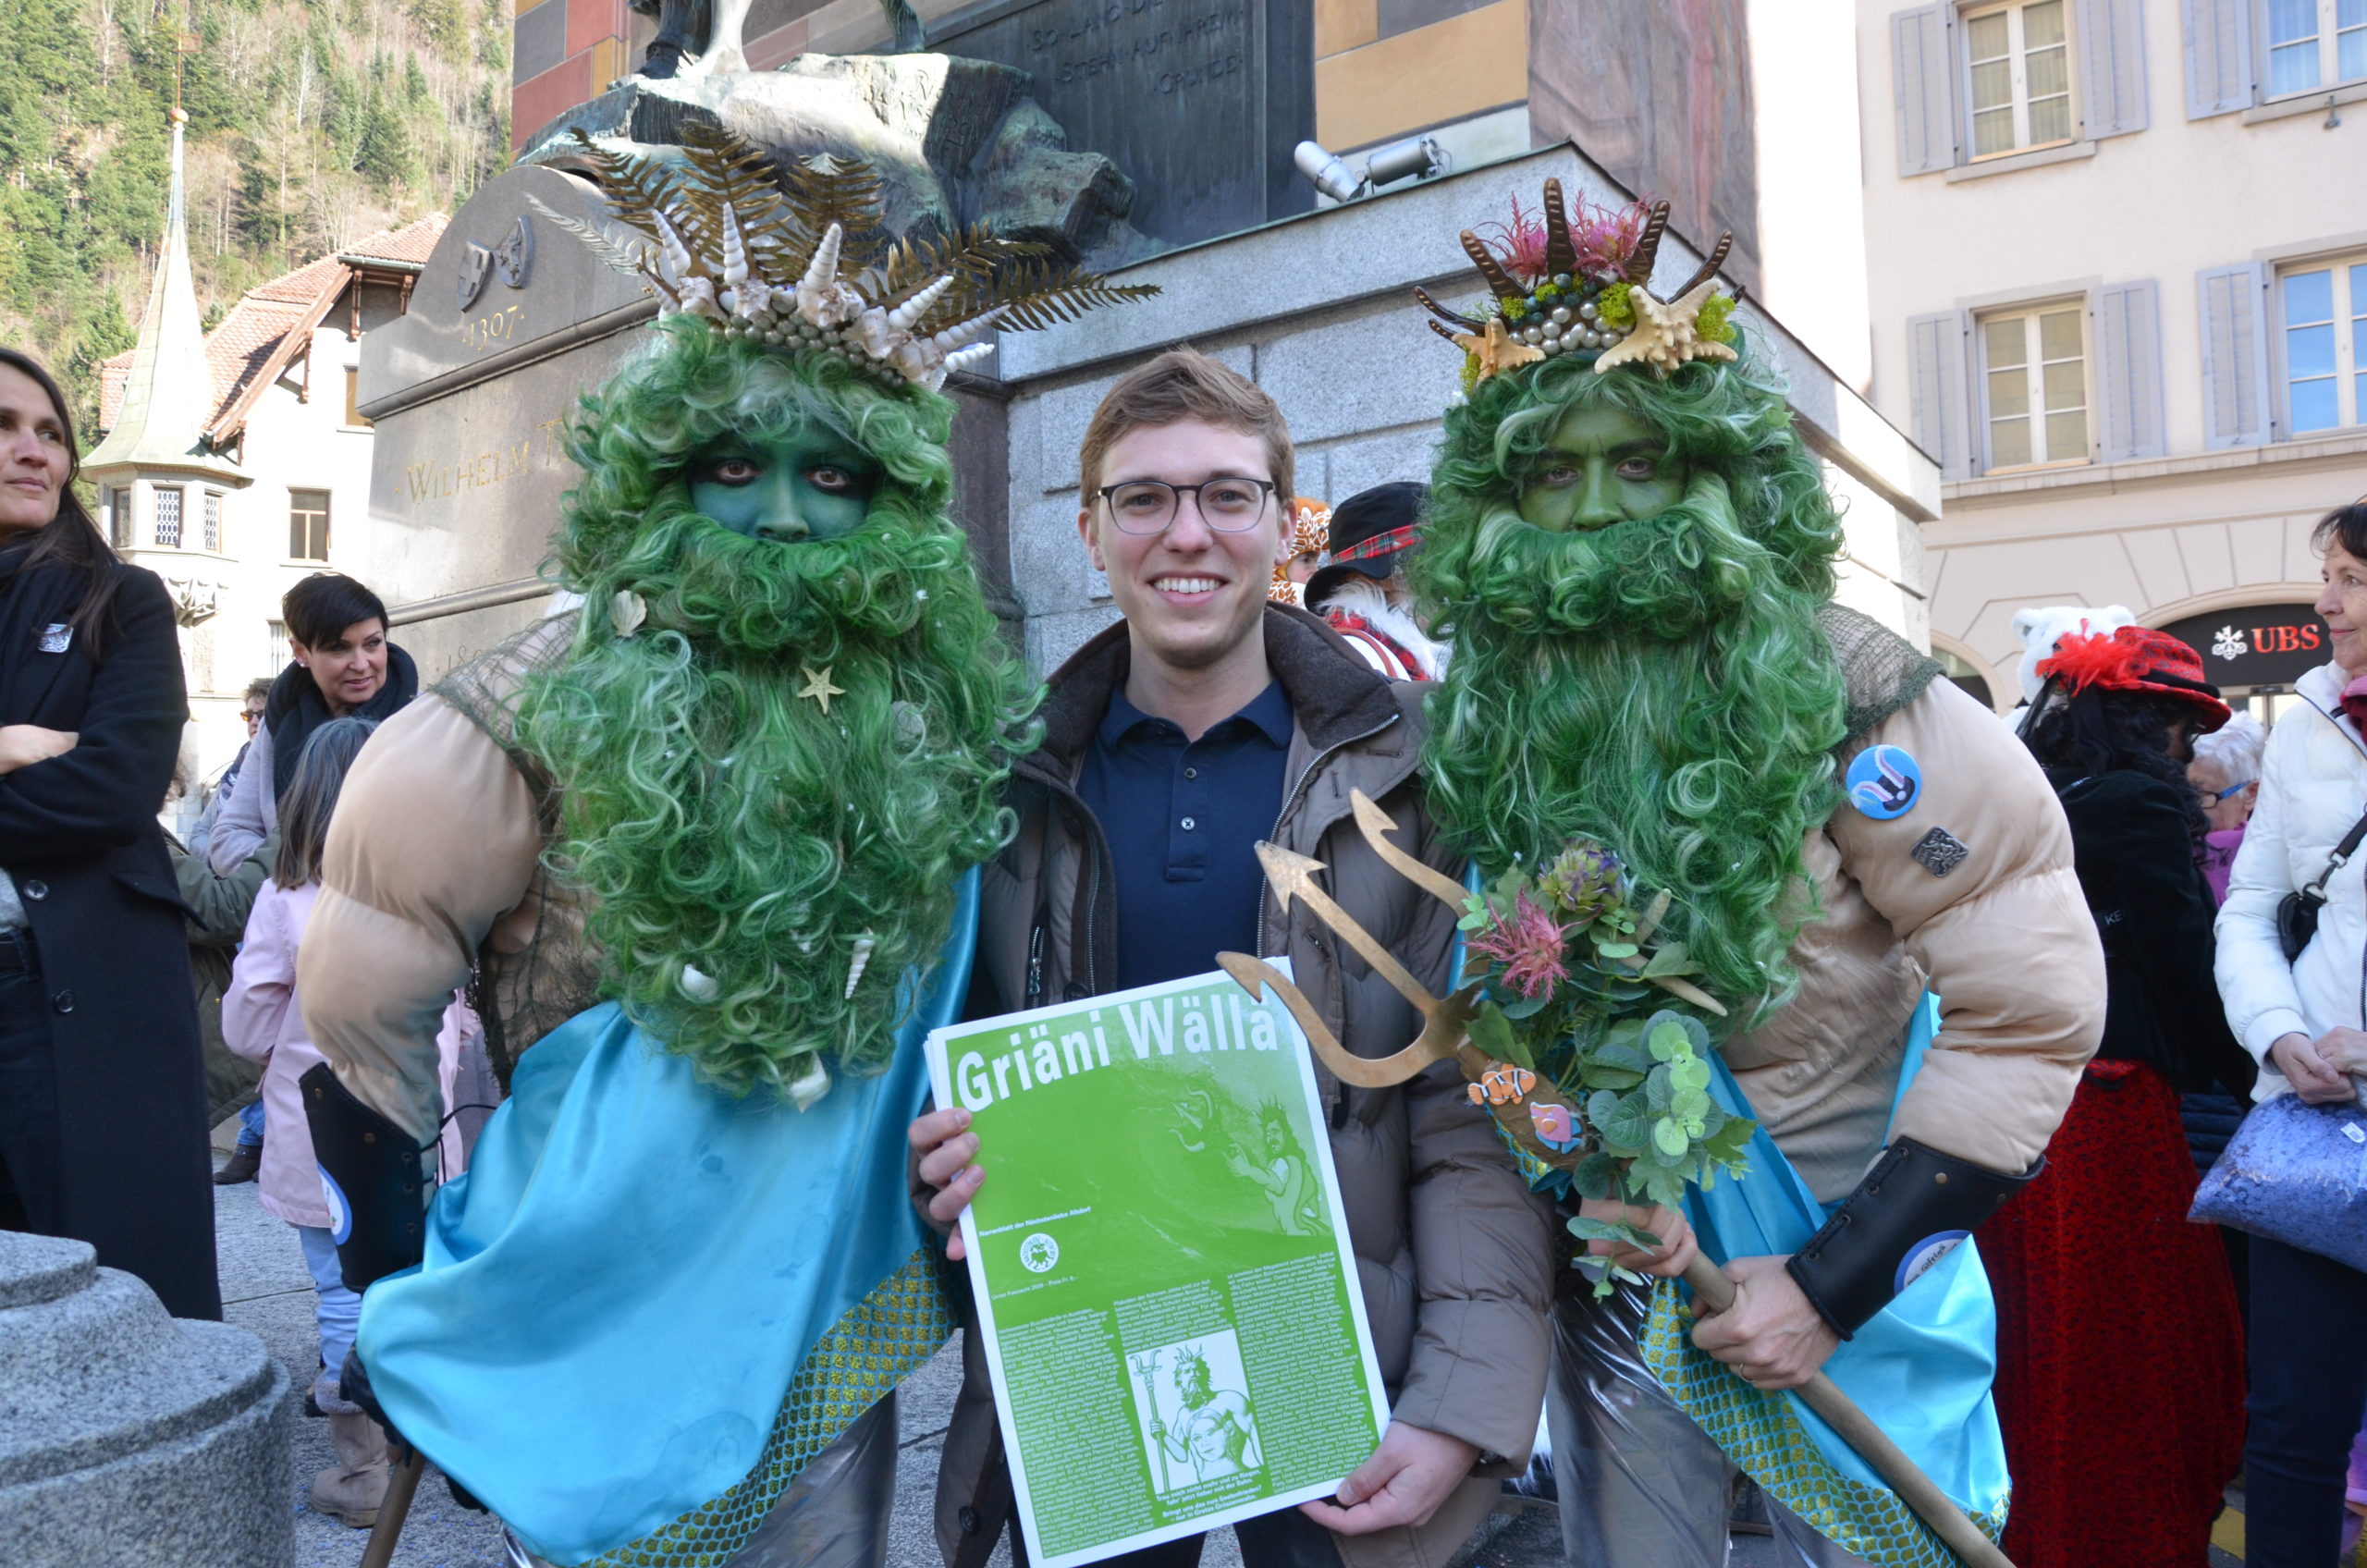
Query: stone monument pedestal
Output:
[[0, 1232, 292, 1567]]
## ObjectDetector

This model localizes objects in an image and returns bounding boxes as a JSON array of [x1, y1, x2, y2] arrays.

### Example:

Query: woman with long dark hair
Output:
[[1977, 625, 2252, 1568], [0, 346, 217, 1320]]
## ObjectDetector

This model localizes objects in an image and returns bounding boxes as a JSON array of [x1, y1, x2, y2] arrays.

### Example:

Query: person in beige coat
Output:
[[1404, 184, 2106, 1567], [911, 349, 1556, 1568]]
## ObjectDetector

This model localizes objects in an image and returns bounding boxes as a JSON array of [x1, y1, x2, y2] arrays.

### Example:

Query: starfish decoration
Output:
[[797, 665, 846, 714], [1593, 281, 1739, 379], [1453, 317, 1546, 384]]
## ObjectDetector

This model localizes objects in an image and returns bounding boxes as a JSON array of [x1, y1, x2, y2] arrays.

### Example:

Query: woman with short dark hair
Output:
[[0, 346, 218, 1320], [2214, 501, 2367, 1568], [205, 570, 417, 875]]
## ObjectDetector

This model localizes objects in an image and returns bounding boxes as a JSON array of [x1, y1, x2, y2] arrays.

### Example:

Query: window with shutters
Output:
[[201, 490, 221, 553], [153, 485, 183, 548], [104, 487, 129, 547], [1979, 304, 2092, 468], [2279, 254, 2367, 434], [344, 367, 372, 428], [267, 620, 288, 674], [1964, 0, 2078, 156], [2264, 0, 2367, 97], [288, 489, 331, 561]]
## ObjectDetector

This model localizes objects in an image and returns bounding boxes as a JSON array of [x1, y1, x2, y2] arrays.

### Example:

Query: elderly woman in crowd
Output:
[[2214, 501, 2367, 1568], [2191, 712, 2264, 904]]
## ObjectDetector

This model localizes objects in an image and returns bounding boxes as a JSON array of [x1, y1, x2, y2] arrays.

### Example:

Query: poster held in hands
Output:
[[925, 963, 1392, 1568]]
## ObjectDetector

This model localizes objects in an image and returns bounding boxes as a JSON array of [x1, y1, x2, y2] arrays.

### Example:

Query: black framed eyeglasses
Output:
[[1097, 477, 1277, 536], [2198, 779, 2254, 807]]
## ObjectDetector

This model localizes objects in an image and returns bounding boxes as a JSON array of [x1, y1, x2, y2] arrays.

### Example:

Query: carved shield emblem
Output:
[[457, 241, 492, 310], [493, 215, 533, 289]]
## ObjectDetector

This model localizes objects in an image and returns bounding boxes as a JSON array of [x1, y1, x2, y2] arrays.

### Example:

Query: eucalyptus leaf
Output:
[[1574, 1151, 1617, 1200], [1596, 941, 1640, 960], [1645, 1063, 1673, 1114], [1579, 1063, 1646, 1091], [1500, 992, 1553, 1021], [1638, 942, 1697, 978], [1651, 1116, 1688, 1158]]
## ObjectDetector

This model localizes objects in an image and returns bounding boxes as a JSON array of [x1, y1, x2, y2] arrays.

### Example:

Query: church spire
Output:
[[84, 104, 238, 476]]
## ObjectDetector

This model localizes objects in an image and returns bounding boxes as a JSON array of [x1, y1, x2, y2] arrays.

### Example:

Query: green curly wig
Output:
[[1411, 335, 1847, 1024], [514, 317, 1041, 1096]]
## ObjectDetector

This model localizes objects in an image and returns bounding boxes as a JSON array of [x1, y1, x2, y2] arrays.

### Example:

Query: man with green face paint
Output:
[[1406, 185, 2104, 1566], [288, 133, 1151, 1567], [687, 434, 879, 542]]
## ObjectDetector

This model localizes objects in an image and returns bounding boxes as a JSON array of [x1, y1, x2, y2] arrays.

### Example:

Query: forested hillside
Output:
[[0, 0, 512, 435]]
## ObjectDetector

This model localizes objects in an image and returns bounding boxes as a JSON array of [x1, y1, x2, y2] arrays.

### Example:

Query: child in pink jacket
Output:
[[223, 716, 477, 1528]]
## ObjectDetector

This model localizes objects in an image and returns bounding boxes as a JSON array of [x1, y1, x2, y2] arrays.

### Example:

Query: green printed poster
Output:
[[926, 963, 1392, 1568]]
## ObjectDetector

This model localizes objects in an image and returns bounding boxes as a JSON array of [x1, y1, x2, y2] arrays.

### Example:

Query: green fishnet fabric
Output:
[[1820, 604, 1944, 746], [1640, 1281, 2008, 1568], [583, 1249, 954, 1568]]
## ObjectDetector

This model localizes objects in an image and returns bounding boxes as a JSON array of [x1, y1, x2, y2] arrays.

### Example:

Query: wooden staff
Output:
[[358, 1447, 427, 1568]]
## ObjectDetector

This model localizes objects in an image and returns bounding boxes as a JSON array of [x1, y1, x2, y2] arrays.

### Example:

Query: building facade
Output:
[[88, 122, 443, 790], [1858, 0, 2367, 717]]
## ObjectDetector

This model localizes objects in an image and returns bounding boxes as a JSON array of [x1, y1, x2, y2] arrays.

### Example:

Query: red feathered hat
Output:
[[2036, 627, 2232, 730]]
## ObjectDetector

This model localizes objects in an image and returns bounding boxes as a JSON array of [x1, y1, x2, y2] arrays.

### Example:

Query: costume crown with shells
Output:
[[1417, 179, 1741, 388], [534, 125, 1159, 392]]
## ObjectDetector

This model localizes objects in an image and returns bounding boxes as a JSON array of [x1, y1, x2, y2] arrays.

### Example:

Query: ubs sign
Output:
[[2160, 604, 2328, 689]]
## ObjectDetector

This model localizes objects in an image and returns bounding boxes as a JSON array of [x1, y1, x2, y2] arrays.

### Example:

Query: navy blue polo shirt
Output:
[[1076, 680, 1294, 992]]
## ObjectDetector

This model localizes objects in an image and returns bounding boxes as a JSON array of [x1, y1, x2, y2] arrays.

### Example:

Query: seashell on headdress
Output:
[[1417, 178, 1741, 387], [533, 125, 1159, 391]]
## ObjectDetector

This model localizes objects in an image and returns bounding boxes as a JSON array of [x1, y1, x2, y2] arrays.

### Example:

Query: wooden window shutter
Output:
[[2095, 281, 2168, 460], [2079, 0, 2152, 137], [1907, 311, 1974, 480], [2182, 0, 2254, 117], [2197, 263, 2272, 448], [1894, 6, 1959, 175]]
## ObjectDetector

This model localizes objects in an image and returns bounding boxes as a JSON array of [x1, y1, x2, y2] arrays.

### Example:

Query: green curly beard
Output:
[[1413, 344, 1848, 1026], [515, 320, 1040, 1096]]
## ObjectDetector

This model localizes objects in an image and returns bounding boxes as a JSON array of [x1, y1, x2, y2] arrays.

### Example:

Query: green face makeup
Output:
[[1515, 405, 1690, 533], [687, 430, 880, 543]]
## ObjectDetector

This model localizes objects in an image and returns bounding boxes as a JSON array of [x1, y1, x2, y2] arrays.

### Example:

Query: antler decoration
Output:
[[538, 125, 1160, 390]]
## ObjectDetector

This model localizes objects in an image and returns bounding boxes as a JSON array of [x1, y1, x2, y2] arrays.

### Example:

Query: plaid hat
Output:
[[2037, 626, 2232, 730], [1305, 482, 1425, 606]]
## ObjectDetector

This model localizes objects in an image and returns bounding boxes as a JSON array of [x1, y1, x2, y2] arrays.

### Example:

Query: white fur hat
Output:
[[2009, 604, 2139, 704]]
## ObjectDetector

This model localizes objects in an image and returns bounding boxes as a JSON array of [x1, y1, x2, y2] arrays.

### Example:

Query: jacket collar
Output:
[[1025, 601, 1405, 783]]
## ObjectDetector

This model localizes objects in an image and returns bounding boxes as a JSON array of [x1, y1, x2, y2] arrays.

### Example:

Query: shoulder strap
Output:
[[1817, 602, 1945, 746]]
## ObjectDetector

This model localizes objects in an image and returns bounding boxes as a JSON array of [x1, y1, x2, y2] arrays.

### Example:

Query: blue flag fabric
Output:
[[356, 872, 978, 1565]]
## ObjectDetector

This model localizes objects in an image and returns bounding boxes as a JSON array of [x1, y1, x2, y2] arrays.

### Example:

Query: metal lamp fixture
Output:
[[1293, 135, 1452, 203]]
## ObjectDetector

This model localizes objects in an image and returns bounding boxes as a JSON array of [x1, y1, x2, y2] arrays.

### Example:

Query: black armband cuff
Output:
[[1784, 1137, 2038, 1339], [300, 1063, 430, 1293]]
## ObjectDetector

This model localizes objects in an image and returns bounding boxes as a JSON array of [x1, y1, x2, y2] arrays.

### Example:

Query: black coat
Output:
[[0, 556, 217, 1320], [2048, 766, 2258, 1100]]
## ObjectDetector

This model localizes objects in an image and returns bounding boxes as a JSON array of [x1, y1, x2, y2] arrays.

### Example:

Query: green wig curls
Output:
[[1412, 334, 1848, 1024], [515, 317, 1041, 1096]]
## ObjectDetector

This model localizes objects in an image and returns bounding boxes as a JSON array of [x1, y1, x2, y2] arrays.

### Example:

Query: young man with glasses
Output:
[[910, 349, 1553, 1568]]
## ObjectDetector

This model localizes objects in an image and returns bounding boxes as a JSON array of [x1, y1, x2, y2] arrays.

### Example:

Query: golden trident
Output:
[[1216, 790, 2017, 1568]]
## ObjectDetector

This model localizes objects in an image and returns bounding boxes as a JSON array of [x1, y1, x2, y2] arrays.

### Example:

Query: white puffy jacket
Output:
[[2216, 660, 2367, 1102]]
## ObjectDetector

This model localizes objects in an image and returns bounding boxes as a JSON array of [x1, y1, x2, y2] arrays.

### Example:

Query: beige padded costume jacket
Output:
[[1727, 610, 2105, 1202]]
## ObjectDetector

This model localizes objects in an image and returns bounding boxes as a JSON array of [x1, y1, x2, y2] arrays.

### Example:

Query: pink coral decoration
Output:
[[1467, 891, 1571, 1001]]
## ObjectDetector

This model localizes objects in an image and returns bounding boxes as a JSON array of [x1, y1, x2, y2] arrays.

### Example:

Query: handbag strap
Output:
[[2304, 804, 2367, 900]]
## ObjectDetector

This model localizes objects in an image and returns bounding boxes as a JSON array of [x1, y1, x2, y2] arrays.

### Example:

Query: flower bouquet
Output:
[[1456, 839, 1757, 1292]]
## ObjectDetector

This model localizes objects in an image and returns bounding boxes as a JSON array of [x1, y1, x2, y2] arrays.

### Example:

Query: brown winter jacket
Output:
[[930, 603, 1555, 1568]]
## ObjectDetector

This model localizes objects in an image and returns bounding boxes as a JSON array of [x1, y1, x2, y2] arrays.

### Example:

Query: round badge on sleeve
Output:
[[1845, 744, 1922, 820]]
